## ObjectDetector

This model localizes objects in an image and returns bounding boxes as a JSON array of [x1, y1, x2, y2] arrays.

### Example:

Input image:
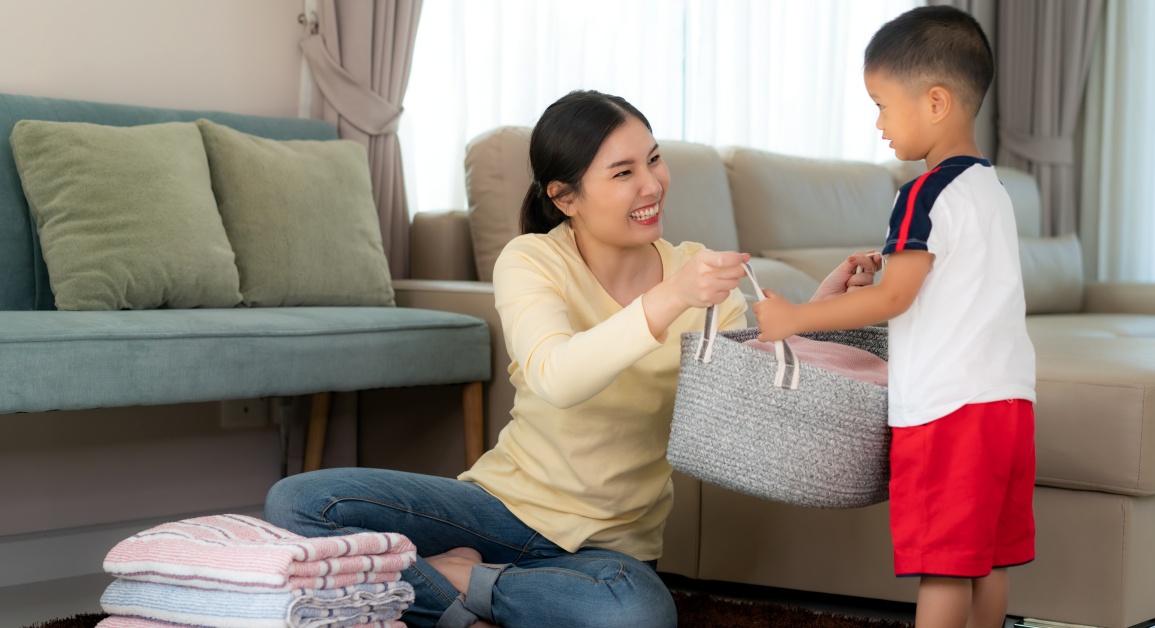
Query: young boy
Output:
[[753, 6, 1036, 627]]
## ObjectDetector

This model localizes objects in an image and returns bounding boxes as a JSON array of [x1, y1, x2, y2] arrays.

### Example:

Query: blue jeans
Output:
[[264, 468, 677, 628]]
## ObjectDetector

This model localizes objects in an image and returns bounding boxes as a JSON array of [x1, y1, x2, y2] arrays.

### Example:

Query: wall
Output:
[[0, 0, 308, 601], [1, 0, 305, 117]]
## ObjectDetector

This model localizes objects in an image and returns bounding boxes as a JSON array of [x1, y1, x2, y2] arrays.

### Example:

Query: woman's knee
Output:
[[597, 577, 677, 628], [506, 559, 676, 628], [263, 469, 346, 534]]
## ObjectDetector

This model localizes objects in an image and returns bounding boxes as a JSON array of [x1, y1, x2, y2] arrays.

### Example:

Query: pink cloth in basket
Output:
[[745, 335, 888, 387], [104, 514, 416, 593]]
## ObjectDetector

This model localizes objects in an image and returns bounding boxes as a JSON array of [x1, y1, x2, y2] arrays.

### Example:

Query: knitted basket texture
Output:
[[668, 326, 890, 509]]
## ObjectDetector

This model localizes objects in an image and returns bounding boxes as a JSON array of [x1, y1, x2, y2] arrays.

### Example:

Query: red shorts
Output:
[[889, 399, 1036, 578]]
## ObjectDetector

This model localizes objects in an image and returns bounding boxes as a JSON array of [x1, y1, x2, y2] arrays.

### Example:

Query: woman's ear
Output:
[[547, 181, 574, 216]]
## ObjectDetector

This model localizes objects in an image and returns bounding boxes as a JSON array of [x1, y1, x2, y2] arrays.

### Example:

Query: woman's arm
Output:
[[494, 245, 659, 409], [495, 242, 747, 409]]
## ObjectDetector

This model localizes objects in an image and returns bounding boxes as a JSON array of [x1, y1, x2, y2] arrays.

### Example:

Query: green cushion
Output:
[[196, 119, 395, 307], [0, 307, 490, 413], [9, 120, 242, 310]]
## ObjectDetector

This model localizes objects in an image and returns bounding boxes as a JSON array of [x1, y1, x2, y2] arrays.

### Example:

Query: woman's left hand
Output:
[[811, 250, 881, 302]]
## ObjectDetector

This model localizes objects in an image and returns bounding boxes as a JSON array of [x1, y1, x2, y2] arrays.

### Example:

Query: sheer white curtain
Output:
[[399, 0, 919, 214], [1079, 0, 1155, 282]]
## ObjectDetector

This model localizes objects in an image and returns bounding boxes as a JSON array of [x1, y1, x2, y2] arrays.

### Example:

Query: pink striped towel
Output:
[[745, 335, 889, 387], [104, 514, 417, 593]]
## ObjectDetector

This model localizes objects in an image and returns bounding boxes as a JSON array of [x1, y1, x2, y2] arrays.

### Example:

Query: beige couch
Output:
[[393, 126, 1155, 628]]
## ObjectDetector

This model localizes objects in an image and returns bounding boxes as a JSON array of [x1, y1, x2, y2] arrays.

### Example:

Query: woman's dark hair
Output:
[[520, 90, 652, 235]]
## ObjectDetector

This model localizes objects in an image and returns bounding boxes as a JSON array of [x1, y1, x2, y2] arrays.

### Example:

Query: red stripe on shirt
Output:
[[895, 167, 940, 252]]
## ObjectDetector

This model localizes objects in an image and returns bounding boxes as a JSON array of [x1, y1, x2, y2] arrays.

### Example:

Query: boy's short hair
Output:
[[865, 5, 994, 118]]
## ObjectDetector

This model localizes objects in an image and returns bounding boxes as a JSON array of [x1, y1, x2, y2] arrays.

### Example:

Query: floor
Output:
[[0, 573, 111, 628], [662, 573, 920, 624], [6, 572, 1146, 628], [1, 572, 921, 627]]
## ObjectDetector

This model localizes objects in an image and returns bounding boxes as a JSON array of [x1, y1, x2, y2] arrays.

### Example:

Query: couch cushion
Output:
[[0, 308, 490, 413], [723, 148, 895, 254], [654, 141, 740, 253], [196, 119, 394, 307], [765, 234, 1083, 315], [1028, 314, 1155, 496], [0, 91, 338, 311], [9, 120, 243, 310], [464, 126, 532, 283], [1019, 234, 1084, 314]]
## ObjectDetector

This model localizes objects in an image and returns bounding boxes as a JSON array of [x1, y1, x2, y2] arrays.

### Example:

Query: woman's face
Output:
[[554, 115, 669, 250]]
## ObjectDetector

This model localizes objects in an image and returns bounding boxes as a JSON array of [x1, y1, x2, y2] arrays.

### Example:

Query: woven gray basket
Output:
[[668, 267, 891, 509]]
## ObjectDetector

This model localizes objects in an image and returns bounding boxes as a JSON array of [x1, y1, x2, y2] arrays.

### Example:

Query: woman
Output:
[[265, 90, 876, 628]]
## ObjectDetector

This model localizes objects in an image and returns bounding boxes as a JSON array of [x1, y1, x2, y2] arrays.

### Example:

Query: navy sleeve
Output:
[[882, 169, 938, 255], [882, 158, 987, 256]]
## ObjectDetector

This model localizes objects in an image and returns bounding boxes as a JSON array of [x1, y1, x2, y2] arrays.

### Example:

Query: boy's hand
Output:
[[753, 288, 798, 342], [812, 250, 882, 302]]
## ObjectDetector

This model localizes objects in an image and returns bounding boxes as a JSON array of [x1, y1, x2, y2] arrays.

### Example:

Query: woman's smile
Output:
[[629, 203, 661, 225]]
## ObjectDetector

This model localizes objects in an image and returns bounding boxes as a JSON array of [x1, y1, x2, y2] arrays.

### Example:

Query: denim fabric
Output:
[[265, 468, 677, 628]]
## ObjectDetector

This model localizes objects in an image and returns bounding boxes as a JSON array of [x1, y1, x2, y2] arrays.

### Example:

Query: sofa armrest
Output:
[[1082, 281, 1155, 315], [410, 211, 478, 281], [392, 279, 513, 447]]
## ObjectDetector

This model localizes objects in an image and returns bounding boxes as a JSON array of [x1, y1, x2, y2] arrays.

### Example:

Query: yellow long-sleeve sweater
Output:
[[459, 223, 747, 561]]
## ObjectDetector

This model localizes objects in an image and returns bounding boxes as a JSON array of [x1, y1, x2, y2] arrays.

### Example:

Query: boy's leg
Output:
[[969, 568, 1009, 628], [916, 577, 970, 628]]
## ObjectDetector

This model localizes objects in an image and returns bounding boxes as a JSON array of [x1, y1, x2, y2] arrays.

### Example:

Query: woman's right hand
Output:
[[668, 249, 750, 308], [642, 249, 749, 338]]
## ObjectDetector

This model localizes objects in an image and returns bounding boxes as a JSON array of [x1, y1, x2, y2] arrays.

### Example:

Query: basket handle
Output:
[[694, 262, 799, 390]]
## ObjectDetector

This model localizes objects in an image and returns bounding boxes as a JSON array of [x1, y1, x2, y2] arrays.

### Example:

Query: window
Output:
[[400, 0, 921, 214]]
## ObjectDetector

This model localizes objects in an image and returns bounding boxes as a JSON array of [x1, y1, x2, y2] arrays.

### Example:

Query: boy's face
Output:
[[865, 71, 932, 162]]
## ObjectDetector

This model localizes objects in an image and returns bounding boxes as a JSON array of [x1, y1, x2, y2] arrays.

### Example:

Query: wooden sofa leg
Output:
[[303, 392, 332, 473], [463, 382, 484, 468]]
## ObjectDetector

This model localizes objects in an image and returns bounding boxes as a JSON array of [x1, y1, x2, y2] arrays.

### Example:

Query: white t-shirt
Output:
[[881, 156, 1036, 428]]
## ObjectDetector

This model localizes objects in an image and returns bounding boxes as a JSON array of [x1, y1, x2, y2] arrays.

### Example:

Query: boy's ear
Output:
[[547, 181, 574, 216], [927, 85, 952, 123]]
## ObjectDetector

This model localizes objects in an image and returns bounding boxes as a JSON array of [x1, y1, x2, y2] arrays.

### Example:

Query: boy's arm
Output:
[[753, 250, 933, 341]]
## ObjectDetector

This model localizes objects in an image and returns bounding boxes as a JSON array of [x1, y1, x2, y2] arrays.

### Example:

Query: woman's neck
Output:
[[572, 227, 663, 307]]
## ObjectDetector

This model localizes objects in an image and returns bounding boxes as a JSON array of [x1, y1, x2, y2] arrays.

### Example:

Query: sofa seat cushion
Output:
[[0, 308, 490, 413], [1028, 314, 1155, 496]]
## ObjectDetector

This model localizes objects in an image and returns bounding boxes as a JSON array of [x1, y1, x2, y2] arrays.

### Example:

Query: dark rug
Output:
[[25, 596, 913, 627], [672, 591, 913, 627]]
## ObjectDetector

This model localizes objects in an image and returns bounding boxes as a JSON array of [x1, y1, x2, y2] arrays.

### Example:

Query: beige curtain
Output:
[[301, 0, 423, 278], [996, 0, 1103, 236]]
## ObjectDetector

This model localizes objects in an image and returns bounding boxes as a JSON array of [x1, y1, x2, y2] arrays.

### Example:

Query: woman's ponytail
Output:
[[520, 180, 568, 235]]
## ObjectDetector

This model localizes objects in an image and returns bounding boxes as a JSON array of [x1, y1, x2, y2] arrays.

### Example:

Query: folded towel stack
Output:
[[96, 514, 417, 628]]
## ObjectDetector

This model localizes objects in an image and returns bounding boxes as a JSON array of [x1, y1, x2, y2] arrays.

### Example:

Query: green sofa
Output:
[[0, 92, 490, 464]]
